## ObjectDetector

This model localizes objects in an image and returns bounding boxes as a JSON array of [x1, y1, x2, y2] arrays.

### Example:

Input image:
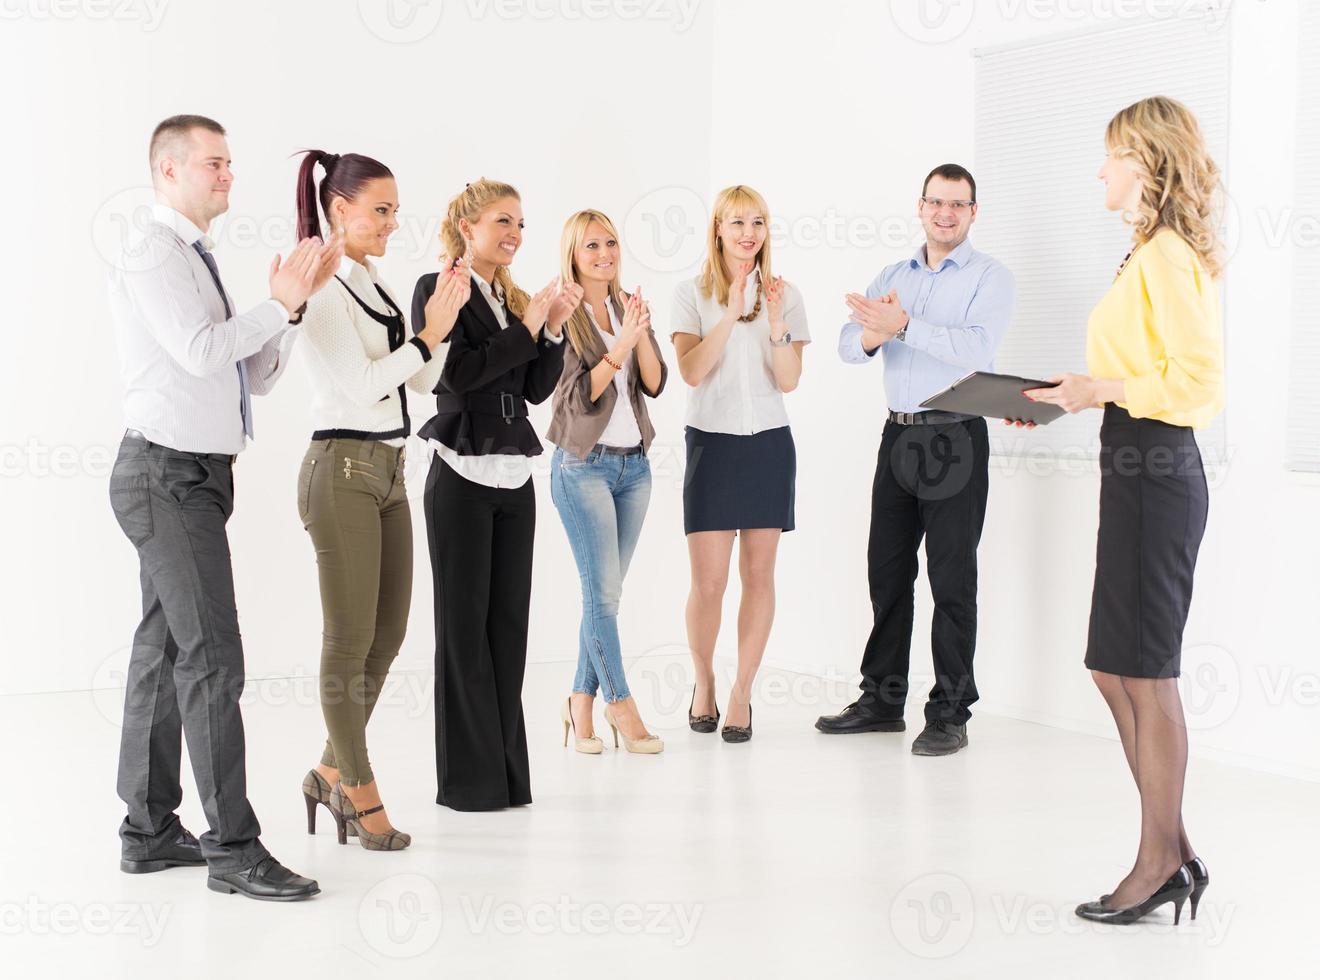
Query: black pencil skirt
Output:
[[682, 425, 796, 534], [1084, 405, 1209, 679]]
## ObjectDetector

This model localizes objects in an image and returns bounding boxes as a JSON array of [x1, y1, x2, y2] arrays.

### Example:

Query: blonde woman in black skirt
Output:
[[1021, 96, 1225, 926], [671, 185, 809, 743]]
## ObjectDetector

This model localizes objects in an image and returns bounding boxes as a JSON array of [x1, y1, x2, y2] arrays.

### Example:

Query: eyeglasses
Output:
[[920, 197, 976, 211]]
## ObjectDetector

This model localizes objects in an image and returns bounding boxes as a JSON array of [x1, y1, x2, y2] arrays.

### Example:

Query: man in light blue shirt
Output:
[[817, 164, 1016, 756]]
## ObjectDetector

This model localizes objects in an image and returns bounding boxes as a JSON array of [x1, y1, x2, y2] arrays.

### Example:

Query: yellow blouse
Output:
[[1086, 228, 1225, 429]]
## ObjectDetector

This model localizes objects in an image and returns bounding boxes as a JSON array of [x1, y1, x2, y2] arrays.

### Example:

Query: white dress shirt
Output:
[[428, 269, 563, 489], [299, 255, 443, 446], [670, 268, 811, 435], [586, 298, 643, 448], [108, 204, 293, 454]]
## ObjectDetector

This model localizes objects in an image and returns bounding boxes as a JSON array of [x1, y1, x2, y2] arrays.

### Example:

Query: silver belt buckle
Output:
[[896, 411, 915, 425]]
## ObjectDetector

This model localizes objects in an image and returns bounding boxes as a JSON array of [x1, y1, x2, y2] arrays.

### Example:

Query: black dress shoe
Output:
[[910, 720, 968, 756], [815, 702, 906, 734], [120, 827, 207, 874], [1075, 866, 1193, 925], [207, 856, 320, 902]]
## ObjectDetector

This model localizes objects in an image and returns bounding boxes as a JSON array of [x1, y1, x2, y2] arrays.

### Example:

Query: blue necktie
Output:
[[192, 239, 253, 440]]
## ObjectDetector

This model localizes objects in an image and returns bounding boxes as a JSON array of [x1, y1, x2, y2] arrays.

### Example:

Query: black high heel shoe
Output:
[[1186, 857, 1209, 921], [721, 704, 752, 744], [1075, 866, 1193, 925], [688, 687, 719, 733], [1101, 857, 1208, 918]]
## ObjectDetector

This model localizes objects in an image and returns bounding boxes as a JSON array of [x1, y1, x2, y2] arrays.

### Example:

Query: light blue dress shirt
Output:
[[838, 238, 1016, 414]]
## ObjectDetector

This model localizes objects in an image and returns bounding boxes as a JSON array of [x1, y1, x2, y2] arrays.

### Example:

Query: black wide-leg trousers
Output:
[[424, 456, 535, 810]]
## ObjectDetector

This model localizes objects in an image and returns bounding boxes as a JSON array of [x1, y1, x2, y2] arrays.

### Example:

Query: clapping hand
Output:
[[420, 259, 471, 347], [845, 287, 908, 346], [521, 278, 559, 336], [766, 274, 790, 342], [270, 237, 338, 314], [547, 278, 585, 336], [308, 233, 344, 296], [612, 287, 648, 355], [724, 261, 752, 321]]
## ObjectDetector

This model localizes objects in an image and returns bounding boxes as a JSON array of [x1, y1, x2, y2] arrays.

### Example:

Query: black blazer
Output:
[[412, 273, 566, 456]]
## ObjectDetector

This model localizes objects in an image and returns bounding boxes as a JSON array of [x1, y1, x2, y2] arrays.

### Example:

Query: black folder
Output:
[[918, 371, 1064, 425]]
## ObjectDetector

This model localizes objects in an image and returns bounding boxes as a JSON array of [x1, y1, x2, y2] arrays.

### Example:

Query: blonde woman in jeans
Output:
[[546, 210, 668, 754], [292, 149, 470, 849]]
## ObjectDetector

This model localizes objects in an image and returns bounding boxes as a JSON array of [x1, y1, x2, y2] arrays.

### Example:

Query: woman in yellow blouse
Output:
[[1023, 96, 1224, 927]]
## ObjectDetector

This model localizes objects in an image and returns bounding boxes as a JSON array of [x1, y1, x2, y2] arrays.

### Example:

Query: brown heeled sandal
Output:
[[327, 782, 411, 851], [301, 769, 355, 837]]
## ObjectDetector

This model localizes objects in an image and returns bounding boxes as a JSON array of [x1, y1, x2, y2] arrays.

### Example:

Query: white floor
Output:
[[3, 655, 1315, 978]]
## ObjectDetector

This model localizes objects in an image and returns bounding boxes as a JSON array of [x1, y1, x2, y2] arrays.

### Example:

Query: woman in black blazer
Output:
[[412, 178, 581, 811]]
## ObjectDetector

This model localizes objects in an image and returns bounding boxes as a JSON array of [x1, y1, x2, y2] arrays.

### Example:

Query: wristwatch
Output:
[[770, 331, 793, 348], [895, 316, 909, 343]]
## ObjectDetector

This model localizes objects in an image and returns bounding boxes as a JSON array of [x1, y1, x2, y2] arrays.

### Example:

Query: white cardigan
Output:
[[299, 256, 444, 444]]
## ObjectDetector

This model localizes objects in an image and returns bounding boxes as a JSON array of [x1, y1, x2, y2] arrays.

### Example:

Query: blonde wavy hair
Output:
[[699, 184, 773, 305], [439, 178, 531, 318], [559, 209, 626, 357], [1105, 96, 1225, 279]]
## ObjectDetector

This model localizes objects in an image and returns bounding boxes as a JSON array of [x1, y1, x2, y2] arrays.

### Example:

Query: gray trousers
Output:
[[109, 431, 268, 873]]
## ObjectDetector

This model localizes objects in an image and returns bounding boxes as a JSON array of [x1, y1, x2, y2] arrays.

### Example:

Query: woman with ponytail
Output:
[[412, 178, 581, 810], [294, 149, 471, 850], [1020, 97, 1225, 926]]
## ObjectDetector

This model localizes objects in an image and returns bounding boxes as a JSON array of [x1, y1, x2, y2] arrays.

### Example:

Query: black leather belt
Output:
[[888, 410, 978, 426], [124, 429, 237, 464], [434, 391, 528, 425], [592, 443, 643, 456]]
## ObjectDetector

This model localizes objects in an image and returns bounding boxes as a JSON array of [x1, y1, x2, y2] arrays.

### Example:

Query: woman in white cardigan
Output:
[[291, 149, 469, 851]]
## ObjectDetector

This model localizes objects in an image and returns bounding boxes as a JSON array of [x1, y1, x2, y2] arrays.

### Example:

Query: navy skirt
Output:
[[683, 426, 796, 534], [1084, 405, 1208, 679]]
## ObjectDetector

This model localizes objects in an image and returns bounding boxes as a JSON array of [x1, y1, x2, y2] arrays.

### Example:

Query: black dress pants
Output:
[[424, 455, 535, 810], [857, 417, 989, 726]]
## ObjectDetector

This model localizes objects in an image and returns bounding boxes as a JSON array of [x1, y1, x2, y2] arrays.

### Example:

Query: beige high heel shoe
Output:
[[603, 705, 664, 754], [561, 697, 604, 754]]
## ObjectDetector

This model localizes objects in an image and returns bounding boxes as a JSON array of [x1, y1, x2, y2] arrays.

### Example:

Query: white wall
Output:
[[707, 0, 1319, 781], [0, 0, 710, 694], [3, 0, 1315, 781]]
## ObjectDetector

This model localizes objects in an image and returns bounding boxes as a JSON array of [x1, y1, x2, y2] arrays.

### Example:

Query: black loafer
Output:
[[814, 702, 906, 734], [120, 827, 207, 874], [207, 856, 320, 902], [910, 720, 968, 756]]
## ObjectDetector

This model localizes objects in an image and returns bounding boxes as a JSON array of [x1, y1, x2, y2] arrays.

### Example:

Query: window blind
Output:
[[1285, 4, 1320, 471], [973, 11, 1230, 462]]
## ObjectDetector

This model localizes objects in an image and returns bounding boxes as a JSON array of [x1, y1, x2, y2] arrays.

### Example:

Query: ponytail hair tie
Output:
[[323, 153, 341, 171]]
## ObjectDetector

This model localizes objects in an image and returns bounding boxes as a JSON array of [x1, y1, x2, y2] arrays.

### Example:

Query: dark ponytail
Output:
[[294, 150, 394, 241]]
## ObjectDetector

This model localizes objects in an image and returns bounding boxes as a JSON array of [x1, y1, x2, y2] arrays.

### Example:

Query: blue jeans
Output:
[[550, 445, 652, 703]]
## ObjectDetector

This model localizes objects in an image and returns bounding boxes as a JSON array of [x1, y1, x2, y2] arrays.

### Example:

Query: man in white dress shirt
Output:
[[107, 114, 339, 901]]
